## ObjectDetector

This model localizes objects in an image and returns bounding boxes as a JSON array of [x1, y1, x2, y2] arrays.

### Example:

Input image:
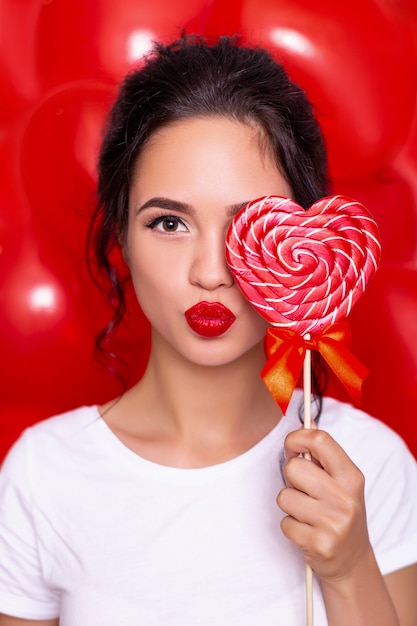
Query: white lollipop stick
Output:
[[303, 334, 314, 626]]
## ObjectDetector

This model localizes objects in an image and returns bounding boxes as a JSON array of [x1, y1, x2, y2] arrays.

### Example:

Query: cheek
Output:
[[241, 298, 270, 336], [129, 255, 178, 308]]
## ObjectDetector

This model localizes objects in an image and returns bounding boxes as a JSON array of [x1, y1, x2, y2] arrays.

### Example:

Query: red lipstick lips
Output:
[[185, 301, 236, 338]]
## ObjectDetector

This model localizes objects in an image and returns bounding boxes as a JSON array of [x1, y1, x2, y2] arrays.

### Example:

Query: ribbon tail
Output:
[[261, 340, 305, 414], [318, 338, 369, 404]]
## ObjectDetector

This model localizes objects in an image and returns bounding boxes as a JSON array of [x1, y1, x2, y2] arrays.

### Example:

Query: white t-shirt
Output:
[[1, 391, 417, 625]]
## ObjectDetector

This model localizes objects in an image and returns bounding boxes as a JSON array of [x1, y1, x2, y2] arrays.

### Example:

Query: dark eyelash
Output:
[[145, 214, 184, 229]]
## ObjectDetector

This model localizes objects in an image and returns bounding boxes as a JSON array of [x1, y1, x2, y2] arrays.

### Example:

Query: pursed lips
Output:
[[184, 301, 236, 337]]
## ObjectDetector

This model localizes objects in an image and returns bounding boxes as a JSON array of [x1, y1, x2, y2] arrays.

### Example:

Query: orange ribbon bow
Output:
[[261, 321, 368, 414]]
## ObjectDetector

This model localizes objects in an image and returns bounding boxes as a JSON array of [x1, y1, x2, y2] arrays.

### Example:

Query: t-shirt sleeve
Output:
[[364, 428, 417, 575], [326, 402, 417, 576], [0, 432, 60, 620]]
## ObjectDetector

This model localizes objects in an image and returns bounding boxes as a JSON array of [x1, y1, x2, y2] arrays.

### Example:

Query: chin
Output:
[[184, 340, 265, 369]]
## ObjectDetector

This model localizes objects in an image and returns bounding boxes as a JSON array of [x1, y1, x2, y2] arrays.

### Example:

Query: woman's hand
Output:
[[277, 426, 405, 625], [277, 425, 370, 582]]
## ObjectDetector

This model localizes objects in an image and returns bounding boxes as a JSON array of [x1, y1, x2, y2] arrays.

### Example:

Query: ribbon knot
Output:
[[304, 336, 318, 351], [261, 321, 368, 414]]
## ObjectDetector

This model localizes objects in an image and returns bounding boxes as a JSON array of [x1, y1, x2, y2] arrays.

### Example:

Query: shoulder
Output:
[[290, 390, 411, 457], [318, 396, 417, 571], [319, 395, 414, 460], [1, 405, 101, 483], [318, 396, 417, 507]]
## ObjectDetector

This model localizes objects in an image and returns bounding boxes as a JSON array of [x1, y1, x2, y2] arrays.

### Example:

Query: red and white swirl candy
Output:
[[225, 195, 381, 336]]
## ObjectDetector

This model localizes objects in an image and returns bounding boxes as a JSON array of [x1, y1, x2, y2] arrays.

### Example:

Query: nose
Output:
[[190, 230, 234, 290]]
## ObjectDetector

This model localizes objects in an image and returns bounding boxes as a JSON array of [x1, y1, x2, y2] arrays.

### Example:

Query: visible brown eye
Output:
[[146, 215, 187, 233], [161, 218, 179, 231]]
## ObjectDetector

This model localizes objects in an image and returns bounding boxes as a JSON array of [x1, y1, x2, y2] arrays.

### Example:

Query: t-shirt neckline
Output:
[[92, 397, 300, 479]]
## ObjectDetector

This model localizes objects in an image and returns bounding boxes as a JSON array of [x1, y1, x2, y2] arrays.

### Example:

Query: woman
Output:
[[0, 34, 416, 625]]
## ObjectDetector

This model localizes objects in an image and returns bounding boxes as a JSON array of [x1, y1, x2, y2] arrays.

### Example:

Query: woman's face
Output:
[[126, 116, 292, 367]]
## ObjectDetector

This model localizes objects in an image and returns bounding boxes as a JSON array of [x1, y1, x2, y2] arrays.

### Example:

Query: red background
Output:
[[1, 0, 416, 460]]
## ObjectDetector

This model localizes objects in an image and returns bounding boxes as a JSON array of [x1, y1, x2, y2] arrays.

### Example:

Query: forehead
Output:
[[132, 116, 284, 183], [128, 116, 292, 211]]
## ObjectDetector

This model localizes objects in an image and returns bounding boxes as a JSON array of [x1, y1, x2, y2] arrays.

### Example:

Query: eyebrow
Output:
[[136, 197, 249, 217]]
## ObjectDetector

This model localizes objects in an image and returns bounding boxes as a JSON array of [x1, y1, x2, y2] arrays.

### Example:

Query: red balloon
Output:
[[204, 0, 243, 35], [19, 81, 113, 257], [333, 169, 417, 263], [350, 265, 417, 458], [0, 227, 88, 388], [0, 0, 41, 119], [0, 405, 46, 463], [0, 221, 145, 410], [396, 95, 417, 203], [375, 0, 417, 18], [36, 0, 211, 88], [239, 0, 417, 180]]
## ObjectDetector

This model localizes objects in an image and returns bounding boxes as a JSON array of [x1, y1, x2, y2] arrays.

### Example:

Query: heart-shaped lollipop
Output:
[[225, 195, 381, 336], [225, 194, 382, 413], [227, 195, 382, 626]]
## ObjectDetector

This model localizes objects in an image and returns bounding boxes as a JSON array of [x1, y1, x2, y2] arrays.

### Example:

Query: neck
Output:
[[130, 330, 282, 446]]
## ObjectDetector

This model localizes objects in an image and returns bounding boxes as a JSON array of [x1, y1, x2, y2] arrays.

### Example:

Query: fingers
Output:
[[280, 426, 365, 513], [281, 452, 333, 499], [277, 426, 369, 579], [283, 427, 364, 489]]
